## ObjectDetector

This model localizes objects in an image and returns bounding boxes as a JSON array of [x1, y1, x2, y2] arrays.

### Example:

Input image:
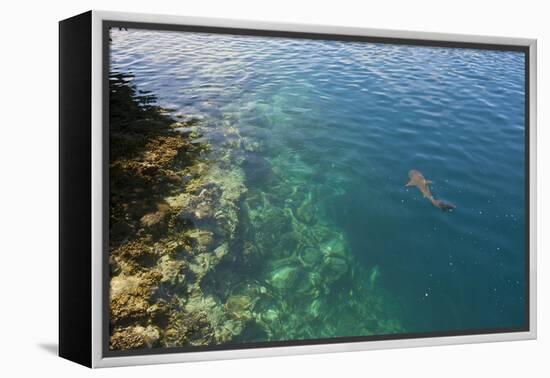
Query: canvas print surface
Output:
[[107, 27, 527, 353]]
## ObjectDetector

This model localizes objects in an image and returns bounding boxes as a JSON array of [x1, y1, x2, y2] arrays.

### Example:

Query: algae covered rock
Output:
[[320, 236, 347, 259], [157, 255, 185, 286], [189, 253, 215, 280], [309, 298, 327, 319], [140, 210, 167, 235], [322, 254, 348, 281], [295, 201, 316, 225], [110, 325, 161, 350], [225, 295, 254, 321], [186, 229, 214, 250], [214, 243, 229, 260], [109, 271, 162, 324], [268, 259, 302, 290], [321, 238, 349, 280], [110, 238, 157, 267], [298, 246, 323, 267], [294, 271, 322, 297], [276, 232, 299, 258], [188, 243, 227, 282], [140, 210, 166, 227]]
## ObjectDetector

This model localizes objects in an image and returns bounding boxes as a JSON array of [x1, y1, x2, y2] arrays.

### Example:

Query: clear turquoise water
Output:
[[110, 29, 526, 341]]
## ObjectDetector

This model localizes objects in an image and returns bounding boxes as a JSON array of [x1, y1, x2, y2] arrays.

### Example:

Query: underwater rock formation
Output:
[[108, 72, 404, 351], [108, 73, 248, 351], [110, 325, 161, 350]]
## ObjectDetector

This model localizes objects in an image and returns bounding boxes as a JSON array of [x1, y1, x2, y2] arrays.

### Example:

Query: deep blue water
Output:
[[110, 29, 526, 340]]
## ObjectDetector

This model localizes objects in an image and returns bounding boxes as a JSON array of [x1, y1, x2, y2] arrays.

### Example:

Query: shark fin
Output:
[[405, 180, 414, 187]]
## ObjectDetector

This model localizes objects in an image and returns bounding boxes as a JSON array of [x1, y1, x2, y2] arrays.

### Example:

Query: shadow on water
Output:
[[109, 71, 176, 161]]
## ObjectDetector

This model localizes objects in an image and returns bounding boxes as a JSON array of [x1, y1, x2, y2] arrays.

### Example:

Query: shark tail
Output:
[[432, 199, 456, 211]]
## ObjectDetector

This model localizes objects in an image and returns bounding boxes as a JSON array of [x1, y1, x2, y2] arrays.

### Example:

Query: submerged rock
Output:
[[176, 193, 215, 225], [254, 207, 291, 241], [225, 295, 254, 321], [140, 210, 167, 233], [182, 291, 246, 345], [268, 259, 302, 290], [187, 243, 227, 282], [295, 201, 316, 225], [322, 254, 348, 282], [110, 325, 161, 350], [276, 232, 299, 258], [253, 299, 282, 336], [157, 255, 185, 286], [319, 233, 350, 281], [164, 171, 182, 184], [186, 229, 214, 250], [218, 319, 245, 339], [214, 243, 229, 260], [298, 246, 323, 267], [189, 253, 214, 280], [109, 271, 162, 324], [309, 298, 326, 319], [320, 236, 347, 258], [111, 220, 133, 239], [293, 270, 322, 297]]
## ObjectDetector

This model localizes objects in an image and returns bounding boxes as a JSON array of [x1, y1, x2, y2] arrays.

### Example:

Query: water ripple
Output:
[[111, 28, 526, 334]]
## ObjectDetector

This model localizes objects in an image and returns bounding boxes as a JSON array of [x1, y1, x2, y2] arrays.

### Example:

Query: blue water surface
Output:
[[110, 29, 526, 339]]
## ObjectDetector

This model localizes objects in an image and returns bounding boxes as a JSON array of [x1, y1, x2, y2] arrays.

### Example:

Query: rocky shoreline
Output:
[[109, 73, 249, 350]]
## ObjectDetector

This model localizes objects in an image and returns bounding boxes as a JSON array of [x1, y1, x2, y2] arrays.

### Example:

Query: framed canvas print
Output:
[[59, 10, 537, 368]]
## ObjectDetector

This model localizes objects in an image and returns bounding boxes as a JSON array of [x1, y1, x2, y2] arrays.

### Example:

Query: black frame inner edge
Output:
[[102, 19, 531, 358]]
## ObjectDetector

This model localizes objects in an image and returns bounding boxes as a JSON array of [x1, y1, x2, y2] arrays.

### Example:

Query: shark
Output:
[[405, 169, 456, 211]]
